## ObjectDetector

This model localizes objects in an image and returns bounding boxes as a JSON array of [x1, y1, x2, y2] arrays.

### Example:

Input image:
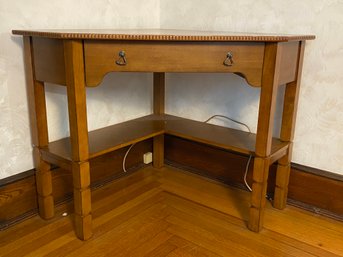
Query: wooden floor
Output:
[[0, 166, 342, 257]]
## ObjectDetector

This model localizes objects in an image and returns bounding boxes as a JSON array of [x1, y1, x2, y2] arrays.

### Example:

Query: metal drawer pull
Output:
[[115, 50, 127, 66], [223, 52, 234, 66]]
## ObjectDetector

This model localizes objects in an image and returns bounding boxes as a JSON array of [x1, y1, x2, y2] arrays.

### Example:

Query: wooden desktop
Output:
[[12, 29, 315, 240]]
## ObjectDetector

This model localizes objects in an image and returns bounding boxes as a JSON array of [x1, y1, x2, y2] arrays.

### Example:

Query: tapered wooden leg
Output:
[[252, 42, 282, 231], [72, 161, 92, 240], [64, 39, 92, 240], [153, 135, 164, 168], [248, 157, 270, 232], [34, 148, 54, 219], [274, 163, 290, 209], [23, 36, 54, 220], [275, 42, 305, 210], [274, 149, 292, 209]]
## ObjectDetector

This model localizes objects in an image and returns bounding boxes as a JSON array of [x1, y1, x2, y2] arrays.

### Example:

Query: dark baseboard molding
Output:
[[291, 162, 343, 182], [0, 169, 35, 187], [1, 136, 342, 230]]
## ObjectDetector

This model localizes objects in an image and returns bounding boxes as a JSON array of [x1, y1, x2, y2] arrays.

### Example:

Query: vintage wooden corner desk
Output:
[[12, 29, 315, 240]]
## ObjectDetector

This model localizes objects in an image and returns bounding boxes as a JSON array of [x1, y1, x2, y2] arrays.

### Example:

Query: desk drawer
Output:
[[84, 40, 265, 87]]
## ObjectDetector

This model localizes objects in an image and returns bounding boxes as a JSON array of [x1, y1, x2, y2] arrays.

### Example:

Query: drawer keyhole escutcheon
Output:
[[115, 50, 127, 66], [223, 52, 234, 66]]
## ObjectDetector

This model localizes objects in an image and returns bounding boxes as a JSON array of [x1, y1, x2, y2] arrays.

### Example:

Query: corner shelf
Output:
[[40, 115, 165, 168], [40, 114, 289, 169], [163, 114, 289, 156]]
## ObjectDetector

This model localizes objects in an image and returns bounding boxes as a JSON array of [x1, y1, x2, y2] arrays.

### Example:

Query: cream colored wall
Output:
[[0, 0, 159, 178], [162, 0, 343, 175], [1, 0, 342, 179]]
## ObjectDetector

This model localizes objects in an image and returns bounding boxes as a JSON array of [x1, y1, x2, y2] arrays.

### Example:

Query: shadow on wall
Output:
[[166, 73, 285, 136], [45, 72, 153, 142]]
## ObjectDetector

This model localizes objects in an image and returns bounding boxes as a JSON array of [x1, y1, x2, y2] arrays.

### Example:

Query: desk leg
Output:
[[72, 162, 92, 240], [153, 135, 164, 168], [34, 148, 54, 219], [31, 81, 54, 219], [274, 151, 291, 209], [153, 72, 165, 168], [249, 157, 270, 232], [250, 42, 281, 232], [23, 36, 54, 219], [274, 42, 305, 210], [64, 39, 92, 240]]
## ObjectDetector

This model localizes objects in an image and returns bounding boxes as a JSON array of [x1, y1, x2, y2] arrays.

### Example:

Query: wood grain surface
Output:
[[84, 41, 265, 87], [12, 29, 315, 42]]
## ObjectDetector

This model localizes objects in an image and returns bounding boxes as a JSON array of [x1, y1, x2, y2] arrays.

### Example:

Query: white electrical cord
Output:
[[205, 114, 253, 192], [122, 143, 136, 173], [204, 114, 251, 133], [244, 155, 253, 192]]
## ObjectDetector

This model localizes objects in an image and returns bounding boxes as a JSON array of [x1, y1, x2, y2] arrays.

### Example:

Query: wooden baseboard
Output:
[[1, 135, 342, 229]]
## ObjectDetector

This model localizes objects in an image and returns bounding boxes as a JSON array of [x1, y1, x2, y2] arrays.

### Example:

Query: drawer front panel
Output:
[[84, 41, 265, 87]]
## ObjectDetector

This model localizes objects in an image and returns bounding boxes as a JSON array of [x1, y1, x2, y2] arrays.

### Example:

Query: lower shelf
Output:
[[40, 114, 289, 169], [163, 114, 288, 155], [41, 115, 164, 168]]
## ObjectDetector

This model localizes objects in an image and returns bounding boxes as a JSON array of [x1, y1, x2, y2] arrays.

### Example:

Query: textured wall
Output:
[[0, 0, 159, 178], [162, 0, 343, 175], [1, 0, 342, 178]]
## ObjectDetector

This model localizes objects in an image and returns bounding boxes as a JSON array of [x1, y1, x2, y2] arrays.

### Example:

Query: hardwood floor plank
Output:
[[104, 218, 170, 257], [92, 180, 162, 219], [166, 248, 195, 257], [142, 241, 178, 257], [167, 235, 222, 257], [127, 231, 173, 257], [2, 221, 73, 257]]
